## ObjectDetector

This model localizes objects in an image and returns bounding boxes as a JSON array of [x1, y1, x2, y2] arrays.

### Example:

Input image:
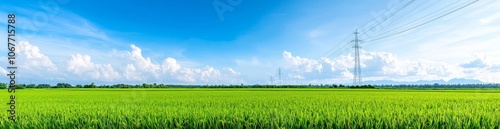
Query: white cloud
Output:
[[18, 41, 57, 72], [198, 66, 221, 81], [173, 66, 220, 83], [12, 42, 500, 85], [11, 41, 243, 84], [15, 41, 59, 79], [119, 45, 246, 84], [122, 44, 241, 84], [124, 64, 141, 81], [67, 54, 120, 81], [281, 51, 351, 83], [280, 50, 500, 84], [123, 44, 162, 81], [161, 57, 181, 74], [282, 51, 322, 73], [128, 44, 161, 72], [288, 73, 305, 80]]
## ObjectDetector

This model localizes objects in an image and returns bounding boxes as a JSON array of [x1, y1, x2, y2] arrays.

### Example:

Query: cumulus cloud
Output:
[[161, 57, 181, 74], [14, 41, 242, 84], [224, 68, 240, 75], [122, 44, 162, 81], [128, 45, 161, 73], [281, 51, 352, 83], [11, 41, 62, 80], [18, 41, 57, 72], [67, 54, 120, 81], [124, 64, 141, 81], [122, 45, 242, 84], [288, 73, 305, 80], [281, 50, 500, 83], [359, 51, 465, 81], [282, 51, 322, 73]]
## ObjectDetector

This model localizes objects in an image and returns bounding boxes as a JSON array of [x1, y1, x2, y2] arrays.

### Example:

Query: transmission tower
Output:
[[352, 29, 362, 86]]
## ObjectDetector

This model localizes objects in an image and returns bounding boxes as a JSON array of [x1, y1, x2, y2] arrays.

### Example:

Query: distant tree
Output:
[[26, 84, 36, 88], [56, 83, 64, 88], [76, 84, 83, 88], [83, 82, 96, 88], [37, 84, 50, 88], [0, 83, 6, 89], [65, 83, 73, 88], [114, 84, 129, 88], [54, 83, 72, 88], [16, 84, 25, 89], [142, 83, 152, 88]]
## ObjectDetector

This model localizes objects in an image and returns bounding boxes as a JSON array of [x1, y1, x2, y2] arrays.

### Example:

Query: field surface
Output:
[[1, 88, 499, 128]]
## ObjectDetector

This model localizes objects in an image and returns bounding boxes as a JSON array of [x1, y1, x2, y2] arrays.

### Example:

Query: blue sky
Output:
[[1, 0, 500, 85]]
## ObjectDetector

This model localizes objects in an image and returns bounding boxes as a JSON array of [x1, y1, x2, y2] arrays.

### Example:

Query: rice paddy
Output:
[[1, 88, 499, 128]]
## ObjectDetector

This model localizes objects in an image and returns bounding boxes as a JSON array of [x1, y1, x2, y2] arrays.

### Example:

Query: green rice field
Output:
[[1, 88, 499, 128]]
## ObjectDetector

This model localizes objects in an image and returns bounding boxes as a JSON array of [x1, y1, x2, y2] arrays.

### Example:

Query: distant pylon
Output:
[[278, 68, 282, 85], [352, 29, 362, 86]]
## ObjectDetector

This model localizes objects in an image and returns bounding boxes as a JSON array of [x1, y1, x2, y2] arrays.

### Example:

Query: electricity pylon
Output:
[[352, 29, 362, 86]]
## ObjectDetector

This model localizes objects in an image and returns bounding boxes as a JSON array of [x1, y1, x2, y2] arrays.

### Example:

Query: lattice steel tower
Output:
[[278, 68, 282, 85], [352, 29, 362, 85]]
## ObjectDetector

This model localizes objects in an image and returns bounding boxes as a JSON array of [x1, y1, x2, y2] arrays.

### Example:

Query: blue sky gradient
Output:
[[1, 0, 500, 85]]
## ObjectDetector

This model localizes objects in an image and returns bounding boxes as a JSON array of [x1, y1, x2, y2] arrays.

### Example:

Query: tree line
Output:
[[0, 83, 376, 89]]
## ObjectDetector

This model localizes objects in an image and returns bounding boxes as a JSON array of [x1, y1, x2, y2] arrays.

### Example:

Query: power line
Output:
[[321, 0, 412, 60], [364, 0, 479, 43], [352, 29, 362, 86], [364, 0, 462, 40], [356, 0, 407, 33], [320, 34, 353, 59], [360, 0, 432, 40], [358, 0, 416, 38], [325, 35, 353, 58], [379, 0, 434, 28]]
